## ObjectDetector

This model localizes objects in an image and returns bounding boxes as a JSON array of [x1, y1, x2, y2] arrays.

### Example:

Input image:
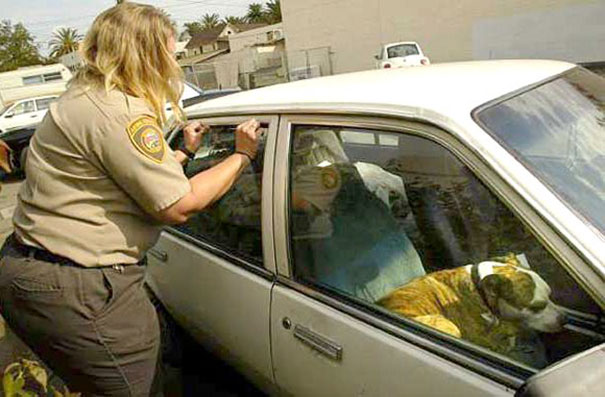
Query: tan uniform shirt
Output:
[[12, 85, 191, 267]]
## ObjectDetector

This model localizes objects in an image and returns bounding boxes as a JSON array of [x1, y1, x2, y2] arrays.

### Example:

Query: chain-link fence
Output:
[[287, 46, 332, 81]]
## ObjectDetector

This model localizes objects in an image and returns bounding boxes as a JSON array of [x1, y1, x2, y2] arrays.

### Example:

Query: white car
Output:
[[0, 95, 58, 135], [147, 60, 605, 396], [375, 41, 430, 69]]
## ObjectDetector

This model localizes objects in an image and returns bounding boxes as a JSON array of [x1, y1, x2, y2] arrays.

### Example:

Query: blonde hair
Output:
[[73, 2, 183, 124]]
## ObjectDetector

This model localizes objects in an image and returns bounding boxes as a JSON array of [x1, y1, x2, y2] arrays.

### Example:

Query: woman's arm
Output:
[[156, 119, 260, 224]]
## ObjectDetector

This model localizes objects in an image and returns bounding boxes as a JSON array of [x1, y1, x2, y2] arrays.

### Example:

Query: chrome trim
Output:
[[293, 324, 343, 361], [260, 115, 280, 275], [164, 227, 275, 281], [148, 248, 168, 262], [273, 117, 292, 277], [277, 275, 527, 389]]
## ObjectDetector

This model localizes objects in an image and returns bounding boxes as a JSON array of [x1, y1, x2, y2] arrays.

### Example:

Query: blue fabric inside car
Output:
[[292, 162, 425, 302]]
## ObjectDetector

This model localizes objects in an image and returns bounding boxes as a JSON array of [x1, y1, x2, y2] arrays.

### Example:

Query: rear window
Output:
[[387, 44, 419, 58]]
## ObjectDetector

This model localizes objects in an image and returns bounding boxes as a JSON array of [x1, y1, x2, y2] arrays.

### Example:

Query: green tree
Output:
[[200, 13, 220, 31], [183, 21, 203, 37], [49, 27, 81, 59], [245, 3, 264, 23], [0, 20, 42, 73], [223, 15, 246, 25], [264, 0, 282, 24]]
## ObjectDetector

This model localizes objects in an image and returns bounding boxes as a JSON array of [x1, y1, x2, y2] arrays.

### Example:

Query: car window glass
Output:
[[288, 124, 603, 371], [35, 97, 55, 111], [387, 44, 419, 58], [11, 101, 35, 115], [170, 123, 267, 265]]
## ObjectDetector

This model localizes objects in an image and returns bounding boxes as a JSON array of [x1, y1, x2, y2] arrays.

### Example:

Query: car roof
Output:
[[385, 41, 419, 47], [189, 60, 574, 122]]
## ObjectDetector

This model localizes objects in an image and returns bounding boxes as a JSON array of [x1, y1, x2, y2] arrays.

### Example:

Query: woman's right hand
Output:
[[235, 119, 261, 161]]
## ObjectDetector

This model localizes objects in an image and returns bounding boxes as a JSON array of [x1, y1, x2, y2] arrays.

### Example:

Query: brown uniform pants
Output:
[[0, 234, 160, 396]]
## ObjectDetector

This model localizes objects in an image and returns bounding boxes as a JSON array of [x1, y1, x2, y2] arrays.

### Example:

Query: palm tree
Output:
[[200, 13, 220, 31], [264, 0, 282, 24], [49, 27, 82, 59], [223, 16, 246, 25], [183, 21, 203, 37], [245, 3, 264, 23]]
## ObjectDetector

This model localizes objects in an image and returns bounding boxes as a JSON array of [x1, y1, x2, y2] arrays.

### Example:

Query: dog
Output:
[[376, 254, 567, 364]]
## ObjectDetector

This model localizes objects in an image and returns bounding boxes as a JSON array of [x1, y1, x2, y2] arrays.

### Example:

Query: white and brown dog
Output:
[[377, 254, 567, 360]]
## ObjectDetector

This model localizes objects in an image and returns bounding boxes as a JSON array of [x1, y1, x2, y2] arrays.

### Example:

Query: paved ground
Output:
[[0, 177, 265, 396]]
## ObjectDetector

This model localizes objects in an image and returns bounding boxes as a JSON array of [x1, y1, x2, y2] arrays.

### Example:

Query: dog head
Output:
[[476, 261, 567, 333]]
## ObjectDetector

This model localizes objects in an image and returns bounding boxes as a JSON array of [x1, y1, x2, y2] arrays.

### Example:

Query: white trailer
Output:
[[0, 64, 72, 109]]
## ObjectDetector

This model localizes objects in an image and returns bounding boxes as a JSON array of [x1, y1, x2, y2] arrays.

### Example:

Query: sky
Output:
[[0, 0, 255, 54]]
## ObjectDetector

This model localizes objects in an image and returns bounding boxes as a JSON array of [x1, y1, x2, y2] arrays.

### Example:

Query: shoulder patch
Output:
[[126, 116, 165, 163]]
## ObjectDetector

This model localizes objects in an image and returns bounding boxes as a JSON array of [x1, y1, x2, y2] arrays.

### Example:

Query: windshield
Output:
[[0, 105, 10, 117], [476, 67, 605, 234], [387, 44, 419, 58]]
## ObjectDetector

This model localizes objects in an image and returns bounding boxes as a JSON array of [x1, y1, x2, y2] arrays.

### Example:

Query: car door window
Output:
[[11, 101, 35, 115], [288, 124, 604, 371], [35, 97, 56, 111], [169, 123, 267, 265]]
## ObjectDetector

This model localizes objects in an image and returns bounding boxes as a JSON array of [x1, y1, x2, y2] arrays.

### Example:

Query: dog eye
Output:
[[529, 300, 548, 312]]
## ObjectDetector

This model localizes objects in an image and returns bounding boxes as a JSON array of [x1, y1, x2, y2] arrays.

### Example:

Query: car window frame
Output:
[[272, 113, 605, 389], [11, 100, 35, 116], [164, 114, 279, 277], [35, 97, 55, 111]]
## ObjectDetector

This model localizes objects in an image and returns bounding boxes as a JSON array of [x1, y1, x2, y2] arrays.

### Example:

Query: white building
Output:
[[0, 64, 72, 108], [282, 0, 605, 76]]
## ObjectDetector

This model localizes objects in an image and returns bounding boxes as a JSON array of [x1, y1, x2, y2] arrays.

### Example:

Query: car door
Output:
[[146, 115, 279, 391], [4, 100, 36, 130], [269, 115, 605, 396]]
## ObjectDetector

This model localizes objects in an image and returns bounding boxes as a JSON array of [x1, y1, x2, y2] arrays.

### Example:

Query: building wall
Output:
[[282, 0, 605, 74], [229, 23, 284, 53]]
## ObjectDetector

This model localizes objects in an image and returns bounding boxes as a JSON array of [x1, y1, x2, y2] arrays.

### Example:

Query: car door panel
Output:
[[271, 285, 511, 397], [146, 231, 273, 386], [146, 116, 279, 390]]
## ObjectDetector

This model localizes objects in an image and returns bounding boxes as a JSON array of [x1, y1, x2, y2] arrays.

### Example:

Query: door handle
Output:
[[293, 324, 343, 361], [148, 248, 168, 262]]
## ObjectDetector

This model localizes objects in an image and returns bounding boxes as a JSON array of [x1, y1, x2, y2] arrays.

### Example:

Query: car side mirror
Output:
[[516, 343, 605, 397], [374, 55, 380, 60], [4, 113, 13, 119]]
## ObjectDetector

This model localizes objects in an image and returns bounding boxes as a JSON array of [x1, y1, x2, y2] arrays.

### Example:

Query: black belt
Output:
[[6, 233, 145, 269]]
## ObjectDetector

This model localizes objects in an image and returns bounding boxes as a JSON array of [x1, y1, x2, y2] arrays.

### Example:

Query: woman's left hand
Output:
[[183, 121, 208, 153]]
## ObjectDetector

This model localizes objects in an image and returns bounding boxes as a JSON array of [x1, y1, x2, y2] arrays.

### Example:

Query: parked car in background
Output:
[[147, 60, 605, 396], [0, 123, 37, 177], [0, 95, 58, 134], [375, 41, 430, 69]]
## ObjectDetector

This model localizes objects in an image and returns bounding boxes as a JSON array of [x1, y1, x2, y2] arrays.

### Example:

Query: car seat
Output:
[[290, 128, 425, 302]]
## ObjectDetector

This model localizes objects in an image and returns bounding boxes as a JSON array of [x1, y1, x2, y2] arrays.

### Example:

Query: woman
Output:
[[0, 3, 259, 396]]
